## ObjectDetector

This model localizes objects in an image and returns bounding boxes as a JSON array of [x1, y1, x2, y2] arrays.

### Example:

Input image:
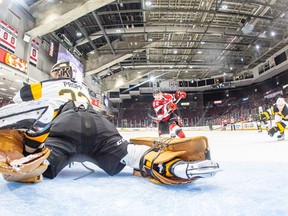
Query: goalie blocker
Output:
[[130, 136, 220, 185]]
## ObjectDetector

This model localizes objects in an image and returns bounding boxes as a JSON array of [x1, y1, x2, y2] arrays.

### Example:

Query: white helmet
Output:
[[276, 97, 285, 107], [258, 106, 263, 112], [50, 61, 76, 79]]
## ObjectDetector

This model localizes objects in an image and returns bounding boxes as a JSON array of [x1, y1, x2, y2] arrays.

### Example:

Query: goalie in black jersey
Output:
[[0, 61, 220, 185]]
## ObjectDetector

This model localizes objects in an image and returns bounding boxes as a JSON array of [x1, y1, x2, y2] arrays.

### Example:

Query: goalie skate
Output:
[[0, 99, 50, 130], [171, 160, 221, 179]]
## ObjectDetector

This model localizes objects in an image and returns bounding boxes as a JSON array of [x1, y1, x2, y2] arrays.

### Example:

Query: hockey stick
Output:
[[149, 96, 183, 121]]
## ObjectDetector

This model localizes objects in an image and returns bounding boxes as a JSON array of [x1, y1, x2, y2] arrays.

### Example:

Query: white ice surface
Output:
[[1, 130, 288, 216]]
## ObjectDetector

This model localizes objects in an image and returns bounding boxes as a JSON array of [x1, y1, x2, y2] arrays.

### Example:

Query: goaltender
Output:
[[0, 62, 220, 185]]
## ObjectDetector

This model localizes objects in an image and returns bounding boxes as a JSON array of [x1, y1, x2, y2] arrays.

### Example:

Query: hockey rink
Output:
[[0, 130, 287, 216]]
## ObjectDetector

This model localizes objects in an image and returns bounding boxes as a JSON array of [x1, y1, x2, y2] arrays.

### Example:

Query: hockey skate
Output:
[[277, 132, 285, 141], [166, 159, 221, 179]]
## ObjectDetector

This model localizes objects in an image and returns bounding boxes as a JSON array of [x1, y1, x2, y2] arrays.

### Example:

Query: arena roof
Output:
[[19, 0, 288, 92]]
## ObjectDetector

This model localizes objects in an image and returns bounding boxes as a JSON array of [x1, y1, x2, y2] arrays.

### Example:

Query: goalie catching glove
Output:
[[0, 130, 50, 183], [130, 136, 221, 185]]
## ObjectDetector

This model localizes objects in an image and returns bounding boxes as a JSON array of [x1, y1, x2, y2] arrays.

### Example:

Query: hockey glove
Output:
[[176, 91, 186, 99], [268, 127, 278, 137], [179, 91, 186, 98]]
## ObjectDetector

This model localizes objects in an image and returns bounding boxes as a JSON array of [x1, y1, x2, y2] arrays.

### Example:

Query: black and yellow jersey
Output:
[[265, 103, 288, 133], [267, 103, 288, 120], [12, 78, 92, 154], [13, 78, 91, 110]]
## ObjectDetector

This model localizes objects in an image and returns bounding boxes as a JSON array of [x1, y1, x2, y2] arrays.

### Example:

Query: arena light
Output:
[[214, 100, 222, 104], [221, 5, 228, 9], [145, 1, 152, 6], [181, 102, 190, 106]]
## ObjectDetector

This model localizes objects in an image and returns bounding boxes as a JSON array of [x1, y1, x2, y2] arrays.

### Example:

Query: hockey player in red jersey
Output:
[[0, 62, 221, 185], [153, 90, 186, 138]]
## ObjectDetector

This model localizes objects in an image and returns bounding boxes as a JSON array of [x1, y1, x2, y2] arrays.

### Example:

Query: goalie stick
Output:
[[148, 97, 182, 121]]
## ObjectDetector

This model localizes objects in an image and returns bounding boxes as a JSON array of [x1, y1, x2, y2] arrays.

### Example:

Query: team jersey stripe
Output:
[[19, 85, 34, 101], [30, 83, 42, 100], [276, 122, 286, 132], [24, 132, 49, 144]]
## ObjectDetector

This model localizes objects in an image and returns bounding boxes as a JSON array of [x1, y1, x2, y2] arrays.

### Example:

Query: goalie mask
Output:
[[50, 61, 76, 79]]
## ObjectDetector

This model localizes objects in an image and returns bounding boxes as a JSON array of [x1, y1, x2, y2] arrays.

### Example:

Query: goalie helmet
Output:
[[50, 61, 76, 79]]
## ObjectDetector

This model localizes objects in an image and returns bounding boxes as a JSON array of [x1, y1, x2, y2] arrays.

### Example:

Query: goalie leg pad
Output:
[[130, 136, 211, 160], [141, 151, 193, 185], [131, 136, 218, 185], [3, 163, 48, 183], [0, 130, 24, 161], [0, 129, 50, 183]]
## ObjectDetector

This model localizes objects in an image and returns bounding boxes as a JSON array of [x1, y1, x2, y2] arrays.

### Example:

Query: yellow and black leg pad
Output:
[[130, 136, 211, 161], [139, 150, 196, 185], [131, 136, 218, 185]]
